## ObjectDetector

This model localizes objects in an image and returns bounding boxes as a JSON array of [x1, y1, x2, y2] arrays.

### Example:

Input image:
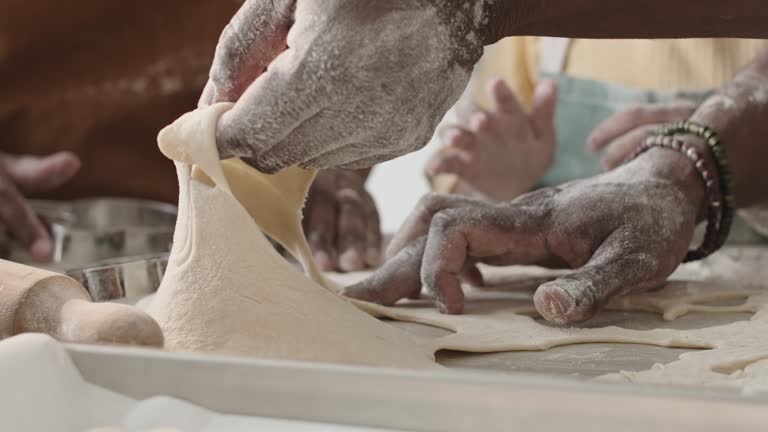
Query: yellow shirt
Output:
[[474, 37, 768, 109]]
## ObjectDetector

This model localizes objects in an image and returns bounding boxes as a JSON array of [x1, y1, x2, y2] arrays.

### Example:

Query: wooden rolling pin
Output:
[[0, 259, 163, 347]]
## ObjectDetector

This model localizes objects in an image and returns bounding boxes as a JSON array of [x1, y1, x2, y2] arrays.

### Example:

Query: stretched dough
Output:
[[149, 104, 436, 369]]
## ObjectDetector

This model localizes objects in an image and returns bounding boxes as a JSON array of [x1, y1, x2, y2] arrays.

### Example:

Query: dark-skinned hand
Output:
[[199, 0, 495, 172], [346, 48, 768, 325], [0, 152, 81, 260], [344, 148, 705, 325], [303, 168, 381, 272]]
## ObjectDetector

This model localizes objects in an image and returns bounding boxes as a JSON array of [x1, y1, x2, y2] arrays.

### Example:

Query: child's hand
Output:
[[426, 78, 558, 202]]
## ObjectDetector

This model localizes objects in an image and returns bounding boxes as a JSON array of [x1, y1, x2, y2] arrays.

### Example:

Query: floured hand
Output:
[[200, 0, 497, 172], [345, 147, 706, 324], [0, 152, 80, 260]]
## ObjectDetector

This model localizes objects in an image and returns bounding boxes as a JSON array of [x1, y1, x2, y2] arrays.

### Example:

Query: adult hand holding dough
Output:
[[200, 0, 494, 172]]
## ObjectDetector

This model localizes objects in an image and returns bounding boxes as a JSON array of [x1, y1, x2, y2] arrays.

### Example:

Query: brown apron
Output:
[[0, 0, 243, 203]]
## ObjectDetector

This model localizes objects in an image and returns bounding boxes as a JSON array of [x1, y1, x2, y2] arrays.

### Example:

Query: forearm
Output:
[[615, 49, 768, 212], [489, 0, 768, 42], [689, 50, 768, 208], [599, 49, 768, 227]]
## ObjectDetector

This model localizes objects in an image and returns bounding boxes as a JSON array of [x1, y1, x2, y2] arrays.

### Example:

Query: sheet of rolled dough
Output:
[[330, 252, 768, 395], [149, 104, 436, 369]]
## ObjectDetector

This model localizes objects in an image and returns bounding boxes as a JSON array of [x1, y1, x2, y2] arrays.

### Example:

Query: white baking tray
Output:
[[61, 339, 768, 432]]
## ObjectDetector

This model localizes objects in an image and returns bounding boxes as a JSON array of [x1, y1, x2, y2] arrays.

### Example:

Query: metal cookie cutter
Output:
[[66, 254, 169, 302], [20, 198, 177, 266]]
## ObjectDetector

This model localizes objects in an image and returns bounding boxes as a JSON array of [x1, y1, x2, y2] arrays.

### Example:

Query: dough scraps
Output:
[[329, 248, 768, 395]]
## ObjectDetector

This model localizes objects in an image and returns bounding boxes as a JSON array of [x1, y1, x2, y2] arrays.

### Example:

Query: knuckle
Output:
[[627, 251, 663, 278], [415, 193, 440, 214], [430, 208, 461, 232], [414, 193, 448, 230]]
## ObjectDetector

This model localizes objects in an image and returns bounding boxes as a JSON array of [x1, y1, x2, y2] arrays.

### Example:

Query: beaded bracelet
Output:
[[654, 121, 735, 258], [626, 134, 724, 262]]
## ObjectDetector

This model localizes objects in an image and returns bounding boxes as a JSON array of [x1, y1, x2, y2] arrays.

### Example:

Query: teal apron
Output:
[[537, 38, 765, 245]]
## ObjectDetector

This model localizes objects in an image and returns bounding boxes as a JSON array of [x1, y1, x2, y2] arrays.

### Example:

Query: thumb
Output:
[[533, 238, 662, 325], [2, 152, 81, 194], [208, 0, 295, 102], [529, 79, 558, 141]]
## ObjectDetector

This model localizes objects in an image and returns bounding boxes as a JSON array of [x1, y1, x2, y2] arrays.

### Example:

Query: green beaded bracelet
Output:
[[654, 121, 735, 258]]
